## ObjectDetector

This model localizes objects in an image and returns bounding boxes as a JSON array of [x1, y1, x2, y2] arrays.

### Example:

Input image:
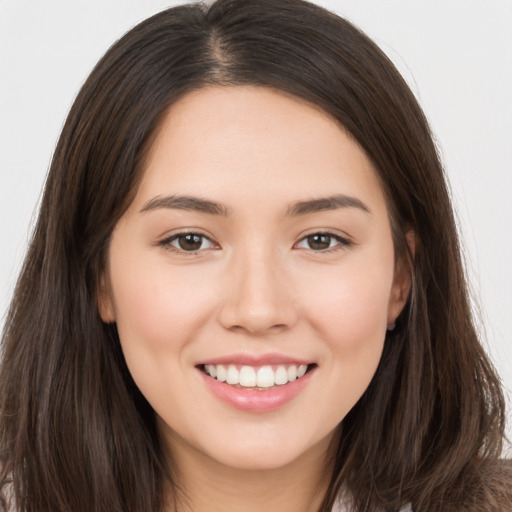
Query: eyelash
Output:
[[294, 232, 352, 252], [158, 231, 352, 255], [158, 232, 218, 254]]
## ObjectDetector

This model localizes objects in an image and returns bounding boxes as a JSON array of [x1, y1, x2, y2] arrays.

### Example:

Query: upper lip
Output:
[[196, 353, 313, 367]]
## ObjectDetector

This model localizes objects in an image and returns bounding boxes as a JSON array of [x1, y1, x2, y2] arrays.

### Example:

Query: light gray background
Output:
[[1, 1, 511, 446]]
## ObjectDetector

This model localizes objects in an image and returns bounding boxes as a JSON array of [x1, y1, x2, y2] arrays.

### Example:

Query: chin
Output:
[[194, 426, 334, 473], [213, 449, 302, 471]]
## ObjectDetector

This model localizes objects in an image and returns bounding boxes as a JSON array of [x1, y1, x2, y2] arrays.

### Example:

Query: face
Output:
[[99, 86, 410, 472]]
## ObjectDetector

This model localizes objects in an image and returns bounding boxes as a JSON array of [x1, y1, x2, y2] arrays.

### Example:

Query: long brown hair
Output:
[[1, 1, 510, 511]]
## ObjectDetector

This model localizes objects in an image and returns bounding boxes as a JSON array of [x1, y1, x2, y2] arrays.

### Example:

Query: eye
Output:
[[160, 232, 217, 253], [295, 233, 350, 251]]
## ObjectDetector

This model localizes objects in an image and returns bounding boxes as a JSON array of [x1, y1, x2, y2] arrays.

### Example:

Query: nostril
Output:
[[225, 321, 289, 336], [217, 277, 300, 334]]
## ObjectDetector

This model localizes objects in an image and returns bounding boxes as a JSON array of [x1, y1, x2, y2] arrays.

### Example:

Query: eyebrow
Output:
[[139, 193, 370, 217], [286, 194, 370, 216], [140, 195, 230, 216]]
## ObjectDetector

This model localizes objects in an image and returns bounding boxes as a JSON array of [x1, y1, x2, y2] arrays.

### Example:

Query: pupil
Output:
[[179, 234, 202, 251], [308, 234, 331, 250]]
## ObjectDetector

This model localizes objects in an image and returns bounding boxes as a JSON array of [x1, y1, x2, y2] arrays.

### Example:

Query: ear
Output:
[[387, 230, 415, 328], [97, 272, 116, 323]]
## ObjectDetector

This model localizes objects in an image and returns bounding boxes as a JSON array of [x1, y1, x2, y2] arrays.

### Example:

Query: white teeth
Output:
[[216, 365, 227, 382], [205, 364, 217, 378], [226, 365, 239, 385], [274, 365, 288, 385], [203, 363, 310, 388], [239, 366, 256, 387], [256, 366, 275, 388]]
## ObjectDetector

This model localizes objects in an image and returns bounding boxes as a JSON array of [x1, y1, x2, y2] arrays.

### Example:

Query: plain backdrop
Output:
[[1, 0, 511, 445]]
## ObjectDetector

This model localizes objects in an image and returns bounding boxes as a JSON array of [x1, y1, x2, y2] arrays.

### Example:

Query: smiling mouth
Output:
[[199, 363, 315, 390]]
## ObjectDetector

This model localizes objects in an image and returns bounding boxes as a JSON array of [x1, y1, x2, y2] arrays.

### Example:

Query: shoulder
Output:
[[0, 485, 14, 512], [0, 470, 15, 512]]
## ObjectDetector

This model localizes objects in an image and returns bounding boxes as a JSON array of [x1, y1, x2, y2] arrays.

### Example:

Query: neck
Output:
[[164, 434, 335, 512]]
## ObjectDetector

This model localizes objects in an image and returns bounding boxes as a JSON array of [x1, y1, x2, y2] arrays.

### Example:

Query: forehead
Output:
[[131, 85, 387, 216]]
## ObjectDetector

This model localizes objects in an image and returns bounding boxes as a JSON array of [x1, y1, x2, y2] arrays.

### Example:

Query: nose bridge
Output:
[[219, 242, 296, 335], [240, 245, 278, 304]]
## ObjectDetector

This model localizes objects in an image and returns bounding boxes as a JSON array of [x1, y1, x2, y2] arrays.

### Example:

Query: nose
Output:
[[218, 248, 299, 336]]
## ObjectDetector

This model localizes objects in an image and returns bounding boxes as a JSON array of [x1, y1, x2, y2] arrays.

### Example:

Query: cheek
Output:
[[306, 262, 392, 333], [107, 250, 218, 357], [321, 279, 389, 342], [298, 259, 393, 422], [297, 251, 394, 370], [106, 252, 221, 412]]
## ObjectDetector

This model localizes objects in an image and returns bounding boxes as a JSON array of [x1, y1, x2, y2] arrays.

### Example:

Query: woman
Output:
[[1, 0, 510, 510]]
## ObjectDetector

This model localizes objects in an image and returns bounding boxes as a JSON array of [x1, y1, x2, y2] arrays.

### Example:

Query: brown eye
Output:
[[161, 232, 216, 252], [295, 232, 351, 252], [177, 234, 204, 251], [306, 234, 332, 250]]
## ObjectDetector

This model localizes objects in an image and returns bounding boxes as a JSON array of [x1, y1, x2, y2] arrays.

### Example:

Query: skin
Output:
[[99, 86, 411, 512]]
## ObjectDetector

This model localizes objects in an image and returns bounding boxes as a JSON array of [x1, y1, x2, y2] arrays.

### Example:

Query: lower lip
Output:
[[198, 367, 314, 413]]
